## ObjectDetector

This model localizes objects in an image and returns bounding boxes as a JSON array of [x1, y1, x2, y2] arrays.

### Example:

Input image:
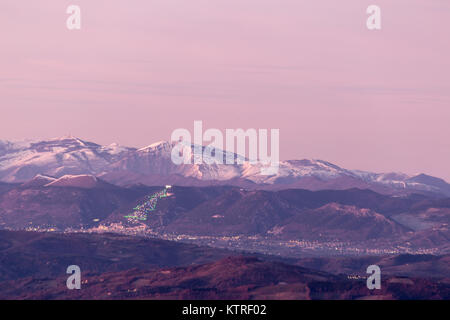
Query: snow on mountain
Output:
[[20, 174, 57, 188], [137, 141, 173, 153], [45, 174, 112, 189], [101, 140, 450, 195], [243, 159, 357, 184], [0, 137, 449, 196], [0, 136, 134, 182], [106, 140, 244, 181]]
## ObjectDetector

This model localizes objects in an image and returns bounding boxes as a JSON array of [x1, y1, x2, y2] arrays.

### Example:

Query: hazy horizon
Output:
[[1, 0, 450, 179]]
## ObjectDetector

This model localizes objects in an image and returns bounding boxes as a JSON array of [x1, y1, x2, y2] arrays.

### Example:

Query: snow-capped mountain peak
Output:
[[0, 137, 132, 183]]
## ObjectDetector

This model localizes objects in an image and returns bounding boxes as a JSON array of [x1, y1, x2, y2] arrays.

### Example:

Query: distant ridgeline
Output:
[[124, 186, 173, 221]]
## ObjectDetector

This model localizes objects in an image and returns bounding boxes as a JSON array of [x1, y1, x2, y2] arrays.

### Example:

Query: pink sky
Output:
[[1, 1, 450, 179]]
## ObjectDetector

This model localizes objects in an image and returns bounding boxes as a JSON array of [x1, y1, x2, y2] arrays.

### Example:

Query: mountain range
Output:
[[1, 136, 450, 197], [0, 179, 449, 256]]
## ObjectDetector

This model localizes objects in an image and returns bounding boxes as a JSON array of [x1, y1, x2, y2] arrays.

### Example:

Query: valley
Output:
[[0, 230, 449, 300]]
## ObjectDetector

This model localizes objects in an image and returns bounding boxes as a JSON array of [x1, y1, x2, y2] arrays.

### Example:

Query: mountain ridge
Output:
[[1, 136, 449, 197]]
